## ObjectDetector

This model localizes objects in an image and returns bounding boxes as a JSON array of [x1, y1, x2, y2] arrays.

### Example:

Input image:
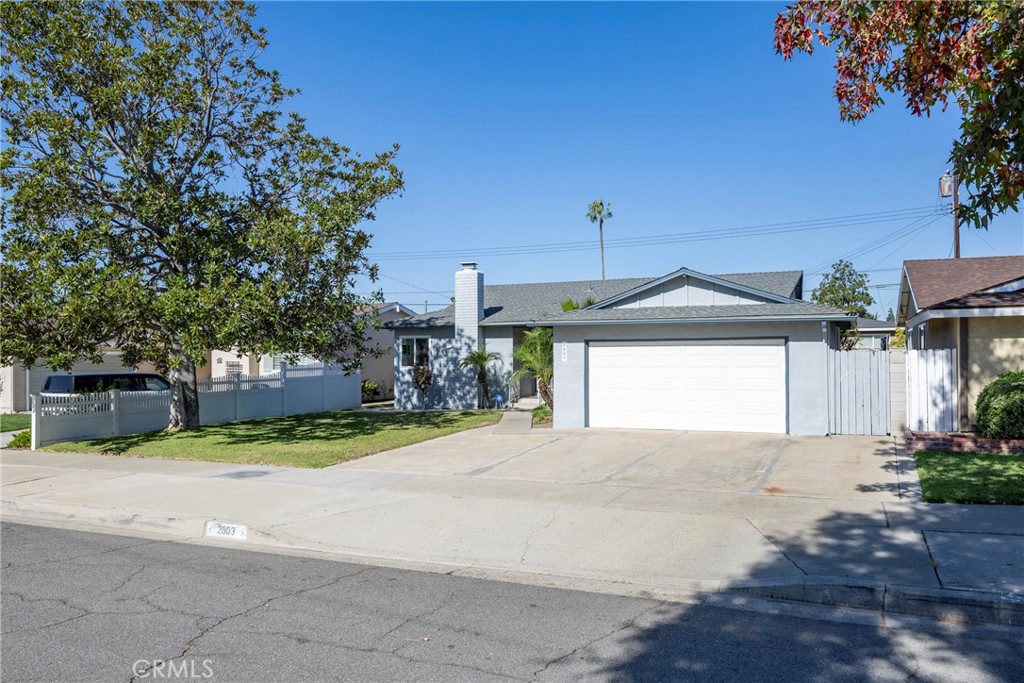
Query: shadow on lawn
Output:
[[90, 409, 491, 454]]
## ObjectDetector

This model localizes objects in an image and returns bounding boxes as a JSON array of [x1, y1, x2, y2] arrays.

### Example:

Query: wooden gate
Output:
[[827, 349, 891, 436], [906, 348, 958, 432]]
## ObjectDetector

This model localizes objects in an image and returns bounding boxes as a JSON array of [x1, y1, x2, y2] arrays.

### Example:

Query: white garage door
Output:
[[587, 339, 787, 433]]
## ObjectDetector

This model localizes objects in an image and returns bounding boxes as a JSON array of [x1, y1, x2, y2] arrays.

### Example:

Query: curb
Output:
[[4, 499, 1022, 629], [726, 576, 1024, 628]]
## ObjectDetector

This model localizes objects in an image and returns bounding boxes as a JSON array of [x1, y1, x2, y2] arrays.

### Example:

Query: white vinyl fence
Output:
[[906, 348, 958, 432], [31, 363, 360, 450]]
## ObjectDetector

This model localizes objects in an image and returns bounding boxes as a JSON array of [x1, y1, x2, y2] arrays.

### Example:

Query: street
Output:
[[2, 523, 1021, 682]]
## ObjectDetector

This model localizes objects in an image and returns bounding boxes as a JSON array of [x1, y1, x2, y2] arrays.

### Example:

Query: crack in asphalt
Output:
[[530, 602, 665, 681], [127, 566, 376, 683]]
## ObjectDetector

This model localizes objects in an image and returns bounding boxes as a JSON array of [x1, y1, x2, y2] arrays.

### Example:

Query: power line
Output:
[[371, 206, 942, 262], [806, 211, 945, 275]]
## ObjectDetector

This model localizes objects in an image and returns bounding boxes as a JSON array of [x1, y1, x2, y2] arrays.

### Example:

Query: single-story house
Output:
[[853, 317, 897, 350], [0, 303, 413, 412], [0, 349, 157, 413], [897, 255, 1024, 429], [390, 262, 855, 435]]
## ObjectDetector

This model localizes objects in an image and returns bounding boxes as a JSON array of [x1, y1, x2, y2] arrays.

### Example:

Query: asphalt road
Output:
[[2, 523, 1021, 683]]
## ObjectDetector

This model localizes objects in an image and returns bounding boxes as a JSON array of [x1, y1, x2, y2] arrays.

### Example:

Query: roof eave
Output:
[[542, 313, 854, 327]]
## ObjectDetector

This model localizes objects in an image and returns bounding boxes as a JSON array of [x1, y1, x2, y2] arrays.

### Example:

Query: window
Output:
[[401, 337, 430, 367]]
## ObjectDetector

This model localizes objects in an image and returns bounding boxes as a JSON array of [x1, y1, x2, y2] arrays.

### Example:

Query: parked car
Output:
[[41, 372, 171, 394]]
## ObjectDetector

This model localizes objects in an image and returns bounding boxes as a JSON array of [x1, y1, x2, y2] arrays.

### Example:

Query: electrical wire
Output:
[[371, 206, 942, 262]]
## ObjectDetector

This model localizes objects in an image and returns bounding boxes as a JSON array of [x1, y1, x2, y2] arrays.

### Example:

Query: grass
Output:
[[0, 414, 30, 432], [42, 409, 502, 468], [532, 404, 552, 428], [914, 450, 1024, 505]]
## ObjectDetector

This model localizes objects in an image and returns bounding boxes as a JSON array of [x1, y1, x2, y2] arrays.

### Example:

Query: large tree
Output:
[[775, 1, 1023, 227], [812, 259, 874, 318], [0, 1, 402, 429]]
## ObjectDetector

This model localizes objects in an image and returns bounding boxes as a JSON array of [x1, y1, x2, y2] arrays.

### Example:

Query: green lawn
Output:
[[0, 414, 31, 432], [914, 450, 1024, 505], [42, 409, 502, 468]]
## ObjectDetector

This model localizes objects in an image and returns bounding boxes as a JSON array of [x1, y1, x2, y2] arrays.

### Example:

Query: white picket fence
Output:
[[30, 363, 360, 450], [906, 348, 958, 432]]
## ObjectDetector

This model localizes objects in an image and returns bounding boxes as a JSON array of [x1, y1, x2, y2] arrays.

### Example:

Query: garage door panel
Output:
[[587, 340, 786, 433]]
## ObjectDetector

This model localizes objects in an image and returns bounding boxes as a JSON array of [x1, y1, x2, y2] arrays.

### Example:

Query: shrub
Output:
[[975, 371, 1024, 439], [7, 430, 31, 448], [361, 380, 379, 402]]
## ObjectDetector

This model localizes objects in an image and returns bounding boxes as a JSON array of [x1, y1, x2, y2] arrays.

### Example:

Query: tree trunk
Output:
[[478, 368, 489, 409], [599, 218, 605, 280], [168, 355, 201, 430], [538, 378, 554, 411]]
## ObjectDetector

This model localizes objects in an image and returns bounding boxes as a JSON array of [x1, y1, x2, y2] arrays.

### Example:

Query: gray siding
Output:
[[393, 327, 515, 410], [552, 321, 831, 435], [609, 274, 772, 309]]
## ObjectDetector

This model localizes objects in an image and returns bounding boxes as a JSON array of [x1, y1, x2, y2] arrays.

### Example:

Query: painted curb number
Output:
[[205, 521, 248, 541]]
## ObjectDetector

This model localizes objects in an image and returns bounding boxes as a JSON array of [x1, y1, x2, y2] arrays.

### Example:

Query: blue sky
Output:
[[258, 1, 1023, 317]]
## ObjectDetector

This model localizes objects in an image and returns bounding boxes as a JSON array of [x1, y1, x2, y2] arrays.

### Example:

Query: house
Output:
[[200, 303, 413, 396], [853, 317, 897, 350], [390, 262, 855, 434], [0, 349, 157, 413], [1, 303, 413, 412], [897, 255, 1024, 430]]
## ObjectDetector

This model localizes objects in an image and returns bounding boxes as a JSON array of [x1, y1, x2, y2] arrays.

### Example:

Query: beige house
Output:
[[898, 255, 1024, 429], [0, 350, 156, 413], [200, 302, 413, 399]]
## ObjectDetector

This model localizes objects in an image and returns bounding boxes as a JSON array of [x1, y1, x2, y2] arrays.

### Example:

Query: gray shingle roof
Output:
[[548, 301, 850, 324], [391, 277, 654, 329], [390, 269, 822, 329], [714, 271, 803, 298]]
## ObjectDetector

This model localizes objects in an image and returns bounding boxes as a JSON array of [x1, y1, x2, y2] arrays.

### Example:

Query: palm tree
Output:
[[511, 327, 554, 410], [560, 296, 599, 311], [586, 199, 613, 280], [459, 345, 503, 409]]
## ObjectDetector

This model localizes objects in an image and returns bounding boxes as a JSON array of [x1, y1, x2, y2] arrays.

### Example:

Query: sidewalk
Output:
[[3, 434, 1023, 627]]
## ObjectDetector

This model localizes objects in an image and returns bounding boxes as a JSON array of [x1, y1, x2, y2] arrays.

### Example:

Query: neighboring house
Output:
[[390, 261, 854, 435], [0, 350, 157, 413], [897, 255, 1024, 430], [853, 317, 896, 350], [201, 302, 414, 399]]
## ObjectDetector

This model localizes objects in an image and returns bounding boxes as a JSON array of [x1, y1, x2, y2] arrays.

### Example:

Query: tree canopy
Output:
[[812, 259, 874, 318], [775, 1, 1023, 227], [0, 1, 403, 428]]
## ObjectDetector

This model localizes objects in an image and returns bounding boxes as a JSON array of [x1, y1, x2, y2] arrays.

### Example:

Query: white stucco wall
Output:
[[552, 320, 831, 435]]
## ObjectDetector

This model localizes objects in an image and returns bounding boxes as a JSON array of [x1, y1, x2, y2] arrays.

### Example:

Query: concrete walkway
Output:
[[3, 427, 1023, 624]]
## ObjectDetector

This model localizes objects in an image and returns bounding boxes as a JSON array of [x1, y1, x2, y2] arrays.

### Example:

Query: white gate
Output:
[[906, 349, 958, 432], [827, 349, 891, 436]]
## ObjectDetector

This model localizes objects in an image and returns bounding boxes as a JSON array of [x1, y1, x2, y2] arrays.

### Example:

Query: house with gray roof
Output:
[[390, 262, 854, 435]]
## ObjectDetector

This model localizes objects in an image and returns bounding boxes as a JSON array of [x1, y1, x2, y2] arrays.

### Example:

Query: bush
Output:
[[7, 430, 31, 448], [975, 371, 1024, 439], [361, 380, 379, 402]]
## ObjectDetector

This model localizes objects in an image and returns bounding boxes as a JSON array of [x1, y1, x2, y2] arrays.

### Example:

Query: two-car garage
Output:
[[585, 339, 788, 433]]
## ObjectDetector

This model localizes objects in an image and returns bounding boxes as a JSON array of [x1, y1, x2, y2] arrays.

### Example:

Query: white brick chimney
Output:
[[454, 261, 484, 351]]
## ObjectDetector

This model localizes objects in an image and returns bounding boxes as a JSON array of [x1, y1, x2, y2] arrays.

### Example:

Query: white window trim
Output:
[[399, 336, 431, 368]]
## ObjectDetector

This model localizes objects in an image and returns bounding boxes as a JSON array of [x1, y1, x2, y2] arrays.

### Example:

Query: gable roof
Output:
[[593, 267, 798, 309], [392, 268, 817, 329], [903, 255, 1024, 311]]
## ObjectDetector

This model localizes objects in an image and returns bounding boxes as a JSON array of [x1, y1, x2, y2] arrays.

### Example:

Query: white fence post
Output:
[[111, 389, 121, 436], [321, 363, 328, 412], [30, 394, 40, 451], [233, 373, 241, 421], [281, 362, 289, 416]]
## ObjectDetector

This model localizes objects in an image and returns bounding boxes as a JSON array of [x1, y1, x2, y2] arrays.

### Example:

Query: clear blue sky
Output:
[[257, 1, 1023, 317]]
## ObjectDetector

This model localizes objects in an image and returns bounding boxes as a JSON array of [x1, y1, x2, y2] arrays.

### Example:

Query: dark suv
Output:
[[41, 373, 170, 394]]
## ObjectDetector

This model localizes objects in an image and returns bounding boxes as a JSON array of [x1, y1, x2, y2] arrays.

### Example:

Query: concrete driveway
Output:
[[336, 428, 902, 503]]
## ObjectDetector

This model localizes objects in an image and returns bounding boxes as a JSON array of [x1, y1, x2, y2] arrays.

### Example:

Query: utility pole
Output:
[[939, 170, 960, 257]]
